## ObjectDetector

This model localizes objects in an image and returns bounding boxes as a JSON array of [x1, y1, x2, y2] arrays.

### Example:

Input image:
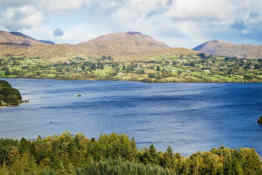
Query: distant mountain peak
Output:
[[75, 32, 174, 59], [0, 31, 55, 46], [194, 40, 262, 58], [39, 40, 56, 45], [10, 32, 34, 40], [127, 31, 143, 35], [211, 40, 223, 42]]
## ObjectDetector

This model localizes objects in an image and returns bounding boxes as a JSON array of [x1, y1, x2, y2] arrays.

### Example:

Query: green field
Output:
[[1, 54, 262, 82]]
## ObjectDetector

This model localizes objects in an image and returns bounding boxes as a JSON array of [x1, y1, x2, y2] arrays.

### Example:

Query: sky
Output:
[[0, 0, 262, 48]]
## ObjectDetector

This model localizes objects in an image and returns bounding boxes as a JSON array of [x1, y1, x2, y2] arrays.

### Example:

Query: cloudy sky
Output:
[[0, 0, 261, 48]]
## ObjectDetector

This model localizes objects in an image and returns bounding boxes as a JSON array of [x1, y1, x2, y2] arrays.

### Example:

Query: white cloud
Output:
[[0, 5, 44, 31], [21, 26, 54, 41], [37, 0, 91, 12], [166, 0, 235, 20], [1, 0, 262, 47]]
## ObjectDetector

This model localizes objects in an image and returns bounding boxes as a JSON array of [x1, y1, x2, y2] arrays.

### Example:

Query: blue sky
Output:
[[0, 0, 261, 48]]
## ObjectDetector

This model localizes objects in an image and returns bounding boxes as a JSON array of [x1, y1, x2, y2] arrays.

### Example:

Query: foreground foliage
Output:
[[0, 132, 261, 175], [257, 116, 262, 125], [0, 80, 22, 106], [1, 54, 262, 82]]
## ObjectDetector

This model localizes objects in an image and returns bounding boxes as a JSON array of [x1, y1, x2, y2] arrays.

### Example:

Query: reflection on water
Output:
[[1, 79, 262, 155]]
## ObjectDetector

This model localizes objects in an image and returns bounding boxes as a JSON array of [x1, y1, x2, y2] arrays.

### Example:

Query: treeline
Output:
[[0, 132, 261, 175], [0, 80, 22, 106]]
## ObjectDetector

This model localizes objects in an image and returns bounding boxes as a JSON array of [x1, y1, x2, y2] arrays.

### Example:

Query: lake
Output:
[[1, 78, 262, 155]]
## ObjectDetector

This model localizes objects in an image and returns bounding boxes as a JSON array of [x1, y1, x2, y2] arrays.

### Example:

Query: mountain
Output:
[[77, 32, 170, 52], [10, 32, 35, 40], [0, 31, 75, 61], [0, 31, 43, 46], [10, 31, 55, 45], [194, 40, 262, 59], [0, 31, 55, 46], [0, 30, 194, 61], [39, 40, 56, 45], [75, 32, 173, 60]]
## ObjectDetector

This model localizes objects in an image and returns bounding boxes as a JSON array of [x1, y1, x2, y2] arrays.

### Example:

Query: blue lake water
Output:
[[1, 78, 262, 155]]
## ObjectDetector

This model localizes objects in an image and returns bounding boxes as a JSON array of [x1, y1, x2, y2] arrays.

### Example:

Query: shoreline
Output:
[[2, 76, 262, 84]]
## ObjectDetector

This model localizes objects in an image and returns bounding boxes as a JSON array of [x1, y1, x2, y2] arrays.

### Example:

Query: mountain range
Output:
[[0, 30, 262, 61], [0, 30, 194, 61]]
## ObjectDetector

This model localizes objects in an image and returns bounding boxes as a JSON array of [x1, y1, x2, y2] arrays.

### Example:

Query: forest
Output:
[[0, 80, 22, 106], [0, 132, 261, 175], [1, 54, 262, 82]]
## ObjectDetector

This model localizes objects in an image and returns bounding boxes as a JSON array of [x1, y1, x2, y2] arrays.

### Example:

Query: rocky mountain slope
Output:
[[194, 40, 262, 59]]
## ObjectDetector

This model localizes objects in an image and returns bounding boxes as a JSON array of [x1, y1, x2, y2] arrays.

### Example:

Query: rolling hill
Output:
[[0, 31, 55, 46], [194, 40, 262, 59], [76, 32, 170, 56], [2, 30, 262, 61], [0, 31, 44, 46], [75, 31, 195, 61], [0, 31, 79, 61], [0, 31, 194, 62]]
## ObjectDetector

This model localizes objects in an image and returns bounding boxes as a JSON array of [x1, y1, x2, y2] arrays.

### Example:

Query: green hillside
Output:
[[1, 54, 262, 82]]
